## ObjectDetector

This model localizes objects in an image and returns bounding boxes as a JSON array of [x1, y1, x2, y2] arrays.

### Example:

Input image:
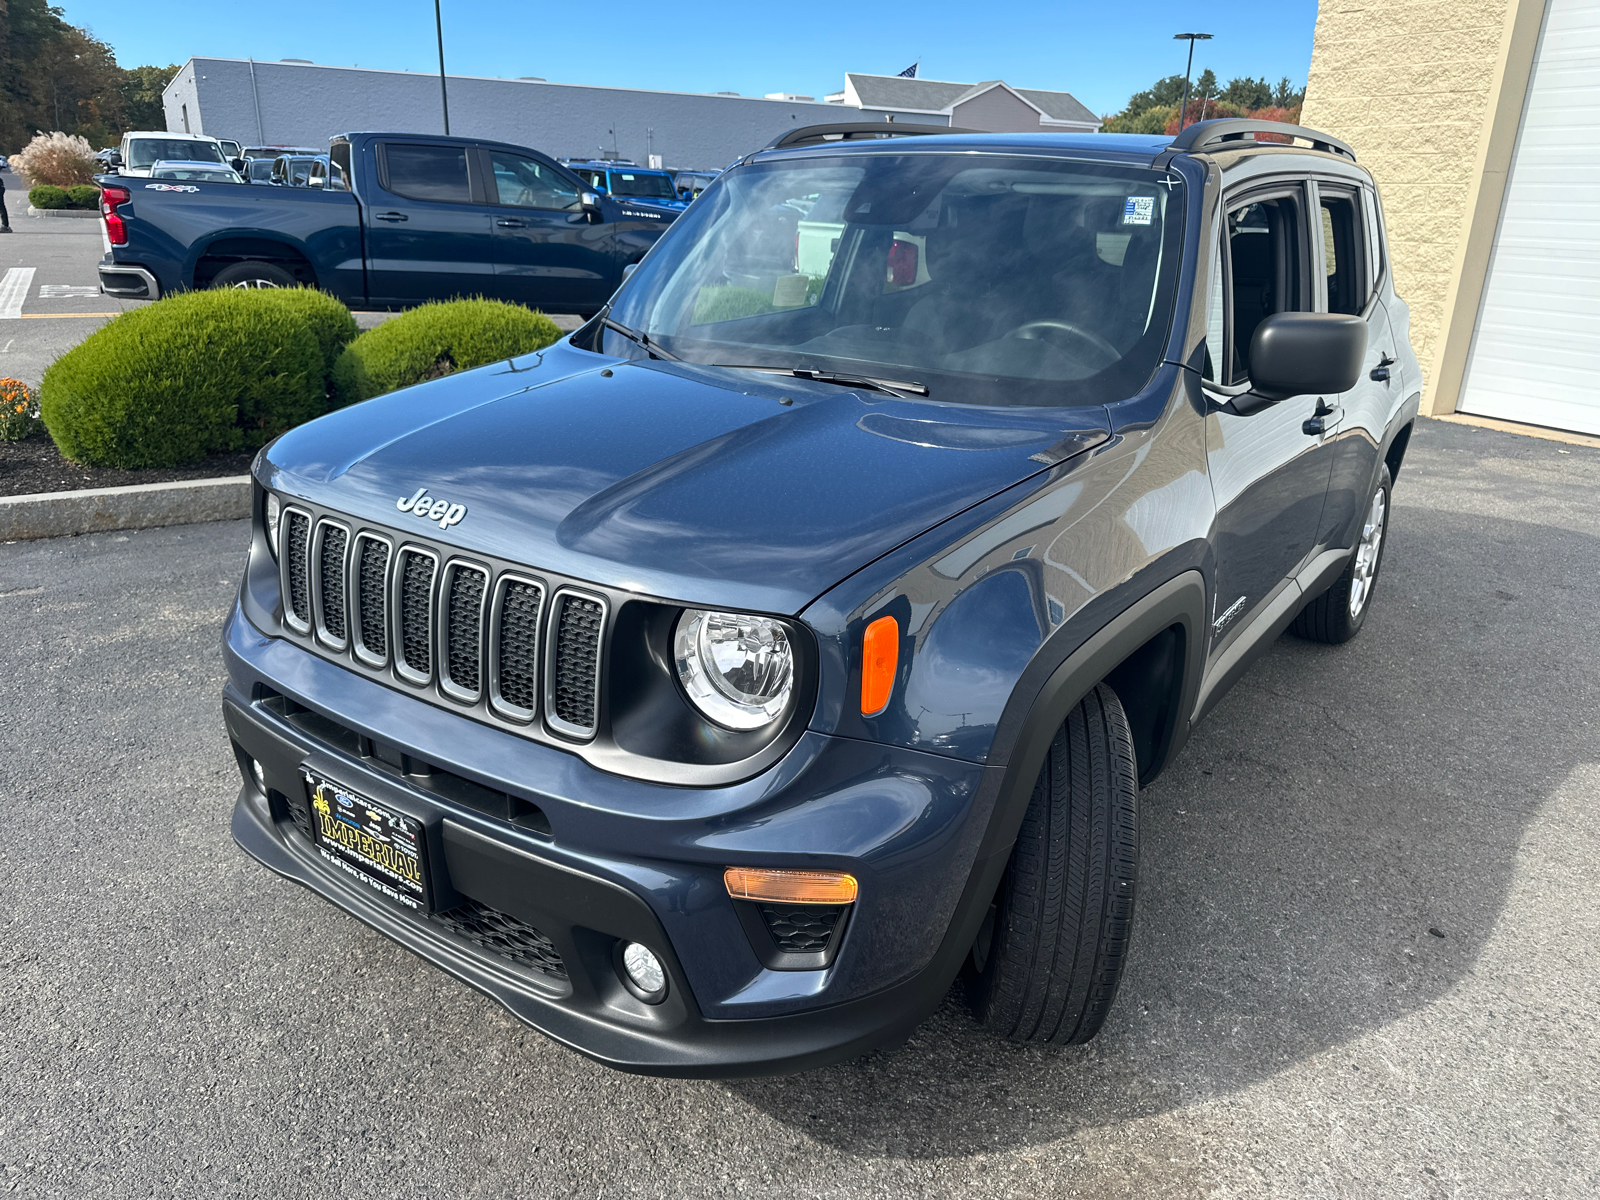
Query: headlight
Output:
[[673, 609, 794, 730], [264, 492, 282, 559]]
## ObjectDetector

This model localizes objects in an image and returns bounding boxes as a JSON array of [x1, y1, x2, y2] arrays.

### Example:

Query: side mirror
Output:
[[621, 262, 638, 283], [1240, 312, 1367, 409], [231, 157, 246, 172], [108, 151, 123, 167], [581, 191, 603, 219]]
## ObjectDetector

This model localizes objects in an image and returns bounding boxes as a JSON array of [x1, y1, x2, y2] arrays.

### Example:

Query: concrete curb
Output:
[[27, 206, 101, 219], [0, 475, 250, 541]]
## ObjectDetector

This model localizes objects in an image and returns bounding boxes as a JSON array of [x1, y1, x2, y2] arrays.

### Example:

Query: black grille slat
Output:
[[430, 899, 567, 978], [285, 512, 311, 624], [446, 567, 486, 693], [760, 906, 842, 954], [552, 597, 603, 730], [357, 539, 389, 658], [318, 526, 348, 640], [399, 553, 436, 676], [496, 581, 543, 712]]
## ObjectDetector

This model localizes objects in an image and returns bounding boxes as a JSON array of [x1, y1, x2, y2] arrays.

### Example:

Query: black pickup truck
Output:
[[96, 132, 680, 314]]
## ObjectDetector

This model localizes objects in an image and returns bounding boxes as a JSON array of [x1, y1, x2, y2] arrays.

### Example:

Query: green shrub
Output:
[[66, 184, 101, 209], [40, 289, 323, 469], [28, 185, 69, 210], [330, 298, 564, 406], [252, 288, 359, 383]]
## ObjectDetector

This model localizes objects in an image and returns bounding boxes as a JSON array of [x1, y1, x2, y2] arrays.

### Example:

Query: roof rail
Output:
[[1162, 118, 1355, 161], [766, 122, 979, 150]]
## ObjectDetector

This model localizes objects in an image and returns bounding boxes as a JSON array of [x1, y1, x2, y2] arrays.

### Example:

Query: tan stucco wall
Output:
[[1302, 0, 1546, 413]]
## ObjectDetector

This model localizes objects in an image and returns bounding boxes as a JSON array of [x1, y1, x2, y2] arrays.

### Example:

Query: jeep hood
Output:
[[264, 343, 1110, 615]]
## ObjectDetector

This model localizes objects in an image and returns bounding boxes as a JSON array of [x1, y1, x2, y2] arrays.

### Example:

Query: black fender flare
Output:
[[908, 570, 1208, 998]]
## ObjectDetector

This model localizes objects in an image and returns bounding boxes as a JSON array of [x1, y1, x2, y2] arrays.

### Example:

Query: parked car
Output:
[[243, 158, 278, 184], [564, 160, 687, 211], [0, 154, 8, 171], [673, 170, 719, 201], [97, 131, 677, 311], [150, 160, 245, 184], [109, 131, 230, 178], [217, 139, 244, 160], [269, 154, 323, 188], [223, 119, 1419, 1076], [242, 145, 322, 161]]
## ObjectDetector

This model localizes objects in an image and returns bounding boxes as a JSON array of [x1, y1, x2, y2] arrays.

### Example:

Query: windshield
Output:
[[607, 153, 1186, 407], [127, 139, 224, 169], [608, 170, 678, 201], [152, 165, 243, 183]]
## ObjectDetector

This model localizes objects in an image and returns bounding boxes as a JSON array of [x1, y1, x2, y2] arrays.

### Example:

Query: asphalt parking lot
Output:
[[2, 417, 1597, 1199]]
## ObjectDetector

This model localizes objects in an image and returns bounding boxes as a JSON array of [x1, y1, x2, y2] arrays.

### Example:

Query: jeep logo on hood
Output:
[[397, 487, 467, 530]]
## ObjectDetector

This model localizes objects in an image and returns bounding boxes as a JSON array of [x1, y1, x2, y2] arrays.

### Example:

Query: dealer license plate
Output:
[[304, 771, 428, 911]]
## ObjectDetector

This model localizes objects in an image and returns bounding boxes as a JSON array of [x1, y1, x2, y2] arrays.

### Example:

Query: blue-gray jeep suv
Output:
[[224, 119, 1420, 1076]]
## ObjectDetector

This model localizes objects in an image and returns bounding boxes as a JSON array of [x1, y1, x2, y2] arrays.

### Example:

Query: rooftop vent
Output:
[[765, 93, 815, 102]]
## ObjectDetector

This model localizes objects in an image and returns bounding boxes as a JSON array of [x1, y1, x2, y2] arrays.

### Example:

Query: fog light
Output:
[[619, 941, 667, 1001], [250, 758, 266, 793]]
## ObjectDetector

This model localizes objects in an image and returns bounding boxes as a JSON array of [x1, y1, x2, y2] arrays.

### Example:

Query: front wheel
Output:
[[970, 683, 1139, 1044], [1291, 464, 1392, 644], [210, 260, 297, 289]]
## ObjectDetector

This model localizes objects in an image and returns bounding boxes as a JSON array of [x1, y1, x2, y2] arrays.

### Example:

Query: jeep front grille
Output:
[[549, 592, 604, 736], [283, 508, 610, 743], [283, 510, 312, 630]]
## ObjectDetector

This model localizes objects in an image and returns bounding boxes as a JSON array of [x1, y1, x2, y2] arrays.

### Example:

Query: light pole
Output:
[[1173, 33, 1212, 132], [434, 0, 450, 135]]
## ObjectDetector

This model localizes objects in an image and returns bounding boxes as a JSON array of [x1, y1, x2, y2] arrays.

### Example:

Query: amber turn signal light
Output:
[[860, 615, 899, 716], [724, 867, 859, 905]]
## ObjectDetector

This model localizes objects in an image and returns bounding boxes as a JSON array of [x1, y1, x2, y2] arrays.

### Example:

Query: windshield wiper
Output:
[[710, 365, 928, 398], [602, 317, 680, 361]]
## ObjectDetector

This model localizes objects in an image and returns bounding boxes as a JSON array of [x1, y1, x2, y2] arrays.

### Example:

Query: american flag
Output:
[[896, 61, 918, 78]]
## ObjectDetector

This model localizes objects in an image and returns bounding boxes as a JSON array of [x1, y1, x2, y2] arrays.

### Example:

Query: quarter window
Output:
[[382, 144, 471, 204]]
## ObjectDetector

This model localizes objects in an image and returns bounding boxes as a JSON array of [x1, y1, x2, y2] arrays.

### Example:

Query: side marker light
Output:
[[860, 614, 899, 716], [724, 867, 858, 906]]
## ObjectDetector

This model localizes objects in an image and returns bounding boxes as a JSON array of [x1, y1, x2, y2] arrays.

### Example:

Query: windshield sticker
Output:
[[771, 274, 810, 308], [1122, 196, 1155, 226], [144, 183, 200, 193]]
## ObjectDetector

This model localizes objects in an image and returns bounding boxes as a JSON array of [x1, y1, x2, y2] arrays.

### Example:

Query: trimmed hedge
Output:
[[41, 289, 324, 469], [66, 184, 101, 209], [330, 298, 564, 406], [252, 287, 359, 381], [28, 185, 69, 210]]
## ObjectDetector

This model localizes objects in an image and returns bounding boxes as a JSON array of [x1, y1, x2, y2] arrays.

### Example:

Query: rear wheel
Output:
[[210, 260, 297, 289], [1291, 464, 1392, 644], [970, 683, 1139, 1044]]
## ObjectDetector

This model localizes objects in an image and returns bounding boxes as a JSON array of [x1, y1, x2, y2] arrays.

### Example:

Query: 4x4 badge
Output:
[[397, 486, 467, 530]]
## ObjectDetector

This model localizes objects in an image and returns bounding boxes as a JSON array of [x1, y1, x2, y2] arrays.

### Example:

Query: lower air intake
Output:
[[760, 905, 843, 954], [430, 899, 567, 978]]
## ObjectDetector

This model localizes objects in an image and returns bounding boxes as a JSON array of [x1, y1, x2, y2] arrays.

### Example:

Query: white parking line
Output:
[[0, 267, 37, 319], [38, 284, 101, 299]]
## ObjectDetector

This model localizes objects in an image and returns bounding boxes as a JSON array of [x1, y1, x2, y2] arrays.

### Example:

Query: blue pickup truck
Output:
[[96, 132, 679, 315]]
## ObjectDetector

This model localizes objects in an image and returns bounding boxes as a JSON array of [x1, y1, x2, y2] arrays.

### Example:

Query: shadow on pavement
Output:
[[728, 495, 1599, 1158]]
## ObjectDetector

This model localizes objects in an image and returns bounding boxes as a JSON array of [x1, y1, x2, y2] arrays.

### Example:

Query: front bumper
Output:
[[223, 601, 999, 1076]]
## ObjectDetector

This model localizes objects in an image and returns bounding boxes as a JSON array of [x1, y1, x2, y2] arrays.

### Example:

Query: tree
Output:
[[1221, 76, 1273, 111], [1273, 77, 1306, 108], [120, 64, 179, 133], [1101, 69, 1307, 134]]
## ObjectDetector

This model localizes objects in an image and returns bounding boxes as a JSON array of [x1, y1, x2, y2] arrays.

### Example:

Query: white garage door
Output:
[[1458, 0, 1600, 434]]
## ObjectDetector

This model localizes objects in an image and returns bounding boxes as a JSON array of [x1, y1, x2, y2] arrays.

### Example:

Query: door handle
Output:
[[1303, 398, 1342, 437], [495, 218, 526, 228], [374, 211, 408, 222], [1370, 353, 1395, 383]]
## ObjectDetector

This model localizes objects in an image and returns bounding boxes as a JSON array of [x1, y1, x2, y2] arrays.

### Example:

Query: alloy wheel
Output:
[[1348, 488, 1387, 618]]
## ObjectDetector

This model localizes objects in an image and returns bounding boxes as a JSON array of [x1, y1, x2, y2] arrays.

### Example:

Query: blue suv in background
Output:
[[563, 160, 687, 212]]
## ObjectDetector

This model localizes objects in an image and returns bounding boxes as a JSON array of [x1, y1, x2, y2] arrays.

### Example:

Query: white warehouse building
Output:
[[160, 60, 1100, 170]]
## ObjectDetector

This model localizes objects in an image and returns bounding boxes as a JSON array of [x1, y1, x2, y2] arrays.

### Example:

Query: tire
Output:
[[1290, 463, 1392, 645], [970, 683, 1139, 1045], [210, 260, 297, 290]]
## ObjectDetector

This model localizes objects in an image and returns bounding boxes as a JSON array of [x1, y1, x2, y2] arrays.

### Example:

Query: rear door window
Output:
[[381, 143, 471, 204]]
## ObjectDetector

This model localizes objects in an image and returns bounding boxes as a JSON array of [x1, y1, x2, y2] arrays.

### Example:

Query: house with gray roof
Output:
[[824, 73, 1101, 133]]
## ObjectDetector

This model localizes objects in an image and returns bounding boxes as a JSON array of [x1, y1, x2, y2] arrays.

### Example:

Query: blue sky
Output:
[[68, 1, 1319, 118]]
